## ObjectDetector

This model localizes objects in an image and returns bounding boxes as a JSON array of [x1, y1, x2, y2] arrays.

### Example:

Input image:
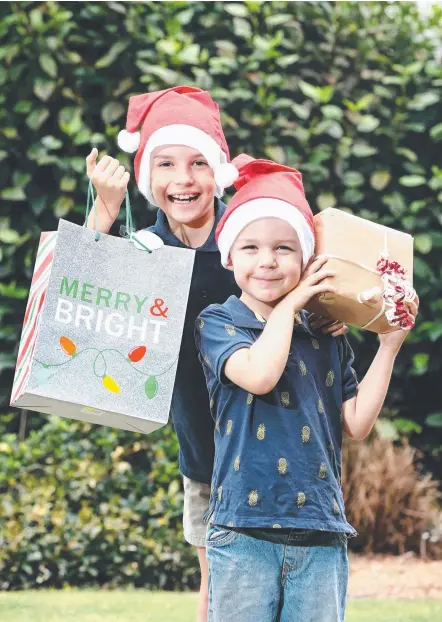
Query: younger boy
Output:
[[195, 155, 418, 622]]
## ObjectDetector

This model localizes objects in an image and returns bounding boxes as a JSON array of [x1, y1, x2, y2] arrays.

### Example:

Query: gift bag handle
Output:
[[84, 180, 134, 242]]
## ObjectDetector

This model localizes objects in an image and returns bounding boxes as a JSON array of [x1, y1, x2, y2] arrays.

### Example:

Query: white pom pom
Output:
[[131, 230, 164, 252], [214, 162, 239, 189], [117, 129, 141, 153]]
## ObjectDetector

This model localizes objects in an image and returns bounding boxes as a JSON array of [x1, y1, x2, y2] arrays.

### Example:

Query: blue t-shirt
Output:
[[195, 295, 358, 534], [147, 200, 240, 484]]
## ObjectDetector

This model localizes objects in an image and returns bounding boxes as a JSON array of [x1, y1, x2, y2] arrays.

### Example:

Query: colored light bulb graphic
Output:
[[102, 375, 120, 393], [128, 345, 147, 363], [60, 336, 76, 356], [145, 376, 158, 399], [36, 337, 176, 401]]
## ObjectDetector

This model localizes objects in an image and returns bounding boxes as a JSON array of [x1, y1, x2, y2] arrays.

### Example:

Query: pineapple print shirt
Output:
[[195, 295, 358, 535]]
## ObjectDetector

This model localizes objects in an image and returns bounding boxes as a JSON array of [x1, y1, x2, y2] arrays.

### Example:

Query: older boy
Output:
[[86, 88, 348, 621]]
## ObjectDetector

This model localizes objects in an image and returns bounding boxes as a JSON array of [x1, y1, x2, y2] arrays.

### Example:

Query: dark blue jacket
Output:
[[148, 200, 240, 483]]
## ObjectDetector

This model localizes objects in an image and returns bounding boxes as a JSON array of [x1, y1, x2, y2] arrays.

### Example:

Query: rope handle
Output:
[[83, 180, 135, 243]]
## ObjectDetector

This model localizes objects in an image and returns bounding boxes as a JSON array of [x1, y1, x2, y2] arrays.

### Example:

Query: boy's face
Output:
[[228, 218, 303, 305], [150, 145, 216, 226]]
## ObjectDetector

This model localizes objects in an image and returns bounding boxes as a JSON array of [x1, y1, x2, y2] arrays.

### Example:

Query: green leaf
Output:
[[0, 281, 28, 299], [317, 193, 336, 210], [60, 177, 77, 192], [177, 44, 200, 65], [157, 40, 180, 56], [233, 17, 252, 38], [321, 105, 343, 120], [53, 196, 74, 218], [224, 2, 249, 17], [59, 107, 83, 136], [264, 146, 285, 163], [95, 42, 129, 69], [412, 353, 429, 376], [3, 127, 17, 139], [393, 418, 422, 435], [352, 143, 377, 157], [327, 121, 343, 139], [107, 1, 126, 14], [430, 123, 442, 141], [425, 413, 442, 428], [41, 135, 63, 150], [413, 257, 432, 280], [291, 103, 310, 120], [370, 171, 391, 191], [396, 147, 418, 162], [139, 64, 181, 85], [39, 53, 58, 78], [399, 175, 426, 187], [13, 172, 31, 187], [299, 81, 334, 104], [0, 228, 21, 242], [26, 108, 49, 130], [14, 100, 32, 114], [376, 418, 398, 440], [176, 7, 195, 25], [343, 171, 364, 187], [429, 231, 442, 249], [343, 94, 375, 112], [101, 102, 125, 124], [407, 91, 439, 111], [343, 188, 364, 204], [383, 192, 406, 217], [357, 115, 380, 132], [0, 188, 26, 201], [34, 79, 56, 102], [0, 352, 15, 372], [276, 54, 299, 68], [414, 234, 432, 254], [145, 376, 159, 400]]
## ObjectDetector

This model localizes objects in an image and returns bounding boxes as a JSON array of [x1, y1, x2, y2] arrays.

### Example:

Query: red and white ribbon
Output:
[[357, 244, 417, 330], [324, 233, 417, 331]]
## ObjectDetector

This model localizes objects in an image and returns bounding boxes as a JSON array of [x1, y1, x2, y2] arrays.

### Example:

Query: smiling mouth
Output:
[[167, 193, 200, 203]]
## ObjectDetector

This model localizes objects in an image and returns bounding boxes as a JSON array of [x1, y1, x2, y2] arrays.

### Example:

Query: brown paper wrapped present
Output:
[[306, 208, 415, 333]]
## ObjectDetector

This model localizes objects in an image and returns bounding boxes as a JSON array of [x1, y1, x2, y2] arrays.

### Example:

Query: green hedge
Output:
[[0, 419, 199, 590], [1, 0, 442, 588], [2, 1, 442, 456]]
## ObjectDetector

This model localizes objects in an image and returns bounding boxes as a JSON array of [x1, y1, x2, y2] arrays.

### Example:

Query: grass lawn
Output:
[[1, 591, 442, 621]]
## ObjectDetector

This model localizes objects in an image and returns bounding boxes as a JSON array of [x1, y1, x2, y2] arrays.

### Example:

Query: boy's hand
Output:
[[378, 296, 419, 353], [281, 256, 337, 315], [85, 148, 130, 232], [308, 313, 349, 338]]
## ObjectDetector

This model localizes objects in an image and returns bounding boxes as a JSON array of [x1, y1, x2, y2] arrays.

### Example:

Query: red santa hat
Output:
[[117, 86, 238, 205], [216, 154, 315, 268]]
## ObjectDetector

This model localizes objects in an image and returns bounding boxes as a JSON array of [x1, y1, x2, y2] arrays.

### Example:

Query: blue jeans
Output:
[[206, 526, 349, 622]]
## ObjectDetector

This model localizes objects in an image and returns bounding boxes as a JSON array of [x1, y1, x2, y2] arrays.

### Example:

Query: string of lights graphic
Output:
[[34, 336, 177, 398]]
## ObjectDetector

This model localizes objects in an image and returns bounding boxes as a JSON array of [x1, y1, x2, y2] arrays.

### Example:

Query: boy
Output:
[[195, 155, 418, 622], [86, 88, 347, 621]]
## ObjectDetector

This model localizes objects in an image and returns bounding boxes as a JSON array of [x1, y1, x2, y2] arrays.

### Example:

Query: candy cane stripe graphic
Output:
[[11, 232, 57, 404]]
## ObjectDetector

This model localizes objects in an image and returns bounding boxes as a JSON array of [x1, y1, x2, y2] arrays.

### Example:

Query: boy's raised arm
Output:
[[85, 148, 130, 233], [225, 257, 336, 395], [342, 300, 419, 441]]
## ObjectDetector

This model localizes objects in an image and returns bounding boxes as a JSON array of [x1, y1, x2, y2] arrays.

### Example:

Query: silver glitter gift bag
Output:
[[11, 188, 195, 433]]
